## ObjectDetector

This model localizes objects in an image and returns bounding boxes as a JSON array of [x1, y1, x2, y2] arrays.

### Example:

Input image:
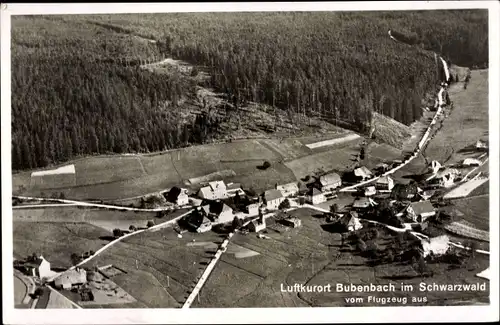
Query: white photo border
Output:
[[2, 2, 499, 324]]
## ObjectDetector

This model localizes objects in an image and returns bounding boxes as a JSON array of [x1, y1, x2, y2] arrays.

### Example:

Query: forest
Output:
[[11, 10, 488, 170]]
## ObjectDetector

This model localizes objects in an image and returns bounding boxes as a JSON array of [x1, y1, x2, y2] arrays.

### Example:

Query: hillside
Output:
[[11, 11, 488, 170]]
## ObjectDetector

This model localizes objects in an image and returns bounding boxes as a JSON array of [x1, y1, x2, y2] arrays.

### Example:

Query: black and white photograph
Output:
[[2, 2, 499, 324]]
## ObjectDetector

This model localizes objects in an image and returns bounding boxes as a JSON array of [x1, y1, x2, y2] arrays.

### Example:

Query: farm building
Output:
[[264, 189, 285, 210], [282, 217, 302, 228], [376, 176, 394, 191], [375, 163, 389, 172], [186, 209, 213, 233], [364, 186, 377, 197], [353, 197, 376, 210], [354, 166, 372, 180], [54, 268, 87, 290], [226, 183, 244, 195], [407, 201, 436, 223], [306, 187, 326, 205], [248, 215, 266, 232], [201, 201, 234, 224], [246, 203, 260, 216], [338, 211, 363, 232], [462, 158, 481, 167], [276, 182, 300, 197], [419, 235, 450, 257], [166, 186, 189, 206], [22, 255, 52, 280], [319, 173, 342, 191], [475, 139, 488, 149], [198, 180, 228, 200]]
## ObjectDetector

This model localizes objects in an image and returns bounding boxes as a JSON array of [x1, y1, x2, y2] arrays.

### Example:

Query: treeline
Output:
[[11, 17, 226, 170], [11, 11, 488, 170]]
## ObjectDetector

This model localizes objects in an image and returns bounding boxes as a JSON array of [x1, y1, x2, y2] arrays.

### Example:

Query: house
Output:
[[248, 215, 266, 232], [375, 163, 390, 172], [419, 235, 450, 257], [429, 160, 442, 174], [185, 208, 212, 232], [376, 176, 394, 191], [23, 255, 52, 280], [197, 216, 213, 233], [201, 201, 234, 224], [354, 167, 372, 181], [462, 158, 481, 167], [246, 203, 260, 216], [54, 268, 87, 290], [407, 201, 436, 223], [306, 187, 326, 205], [198, 180, 228, 200], [319, 173, 342, 191], [226, 183, 244, 196], [338, 211, 363, 232], [364, 186, 377, 197], [276, 182, 300, 198], [476, 139, 488, 149], [353, 197, 376, 210], [282, 217, 302, 228], [264, 189, 285, 210], [166, 186, 189, 206]]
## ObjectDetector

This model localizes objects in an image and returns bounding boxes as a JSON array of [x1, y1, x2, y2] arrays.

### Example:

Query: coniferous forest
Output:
[[11, 10, 488, 170]]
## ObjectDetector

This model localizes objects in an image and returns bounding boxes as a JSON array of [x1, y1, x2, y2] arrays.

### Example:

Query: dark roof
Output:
[[410, 201, 435, 215], [264, 189, 283, 201], [307, 187, 323, 196]]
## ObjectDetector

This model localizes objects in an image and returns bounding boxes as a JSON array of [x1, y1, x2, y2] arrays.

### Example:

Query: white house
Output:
[[248, 215, 266, 233], [420, 235, 450, 257], [339, 211, 363, 232], [319, 173, 342, 191], [201, 201, 234, 224], [24, 255, 52, 280], [198, 180, 228, 200], [376, 176, 394, 191], [54, 268, 87, 290], [354, 167, 372, 180], [407, 201, 436, 223], [364, 186, 377, 197], [246, 203, 260, 216], [167, 187, 189, 206], [307, 188, 326, 205], [276, 182, 300, 198], [264, 189, 285, 210], [197, 216, 213, 233], [462, 158, 481, 167]]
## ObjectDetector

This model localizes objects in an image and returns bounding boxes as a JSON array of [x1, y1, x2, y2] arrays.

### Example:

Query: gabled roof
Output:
[[24, 255, 48, 268], [55, 268, 87, 286], [339, 212, 359, 226], [209, 180, 226, 191], [319, 173, 341, 186], [377, 176, 393, 184], [353, 197, 375, 208], [202, 201, 233, 215], [307, 187, 323, 196], [354, 166, 372, 178], [410, 201, 435, 215], [226, 182, 241, 191], [264, 189, 283, 201], [276, 182, 299, 192], [198, 186, 213, 198]]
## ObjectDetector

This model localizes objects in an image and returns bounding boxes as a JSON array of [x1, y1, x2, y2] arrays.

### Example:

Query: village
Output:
[[13, 129, 489, 307]]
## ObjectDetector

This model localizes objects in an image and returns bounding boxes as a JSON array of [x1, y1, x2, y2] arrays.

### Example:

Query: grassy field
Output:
[[423, 70, 488, 165], [14, 275, 27, 307], [13, 207, 159, 232], [193, 207, 489, 307], [450, 195, 489, 231], [13, 222, 110, 268]]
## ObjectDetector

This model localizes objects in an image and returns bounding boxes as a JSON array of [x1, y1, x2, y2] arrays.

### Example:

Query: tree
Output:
[[279, 199, 291, 210], [356, 239, 367, 252], [70, 253, 80, 265], [329, 204, 339, 214], [147, 220, 155, 228], [129, 225, 137, 232], [232, 216, 243, 230], [113, 228, 123, 238], [262, 161, 271, 170], [59, 192, 66, 199]]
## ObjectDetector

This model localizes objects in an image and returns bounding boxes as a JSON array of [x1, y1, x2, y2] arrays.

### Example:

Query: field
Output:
[[193, 207, 489, 307], [13, 222, 111, 268], [13, 207, 159, 232], [423, 70, 488, 165], [14, 275, 27, 307], [450, 195, 490, 231], [46, 289, 76, 309]]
